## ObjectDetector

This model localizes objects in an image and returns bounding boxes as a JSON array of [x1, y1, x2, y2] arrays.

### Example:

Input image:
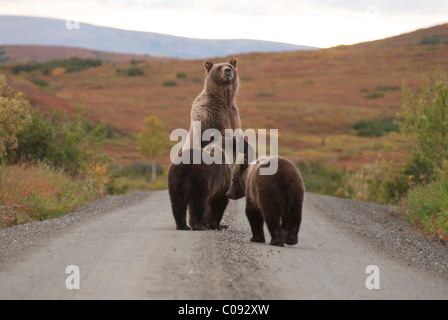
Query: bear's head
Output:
[[226, 162, 249, 200], [203, 58, 239, 88]]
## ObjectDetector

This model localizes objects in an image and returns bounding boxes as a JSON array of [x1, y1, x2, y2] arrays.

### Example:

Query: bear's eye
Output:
[[217, 66, 222, 71]]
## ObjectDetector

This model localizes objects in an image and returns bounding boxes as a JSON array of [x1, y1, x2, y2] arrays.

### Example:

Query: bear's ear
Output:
[[204, 60, 214, 72], [229, 58, 238, 68]]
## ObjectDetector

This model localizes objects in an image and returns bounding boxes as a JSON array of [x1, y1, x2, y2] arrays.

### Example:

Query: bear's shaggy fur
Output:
[[168, 147, 231, 230], [226, 156, 305, 246]]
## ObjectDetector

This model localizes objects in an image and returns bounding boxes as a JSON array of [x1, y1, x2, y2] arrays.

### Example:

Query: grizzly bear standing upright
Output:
[[168, 59, 242, 231], [226, 156, 305, 246]]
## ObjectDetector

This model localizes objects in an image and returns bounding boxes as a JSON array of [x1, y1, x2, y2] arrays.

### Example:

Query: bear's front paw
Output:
[[270, 238, 285, 247], [207, 223, 228, 230], [250, 236, 265, 243], [285, 236, 298, 246], [191, 224, 208, 231]]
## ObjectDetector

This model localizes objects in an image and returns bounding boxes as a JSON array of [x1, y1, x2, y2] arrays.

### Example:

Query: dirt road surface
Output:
[[1, 190, 448, 300]]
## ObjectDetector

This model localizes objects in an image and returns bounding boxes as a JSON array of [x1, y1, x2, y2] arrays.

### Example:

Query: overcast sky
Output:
[[1, 0, 447, 47]]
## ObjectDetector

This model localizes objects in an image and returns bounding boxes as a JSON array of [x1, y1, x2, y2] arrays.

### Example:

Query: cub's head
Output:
[[204, 58, 239, 87], [226, 162, 248, 200]]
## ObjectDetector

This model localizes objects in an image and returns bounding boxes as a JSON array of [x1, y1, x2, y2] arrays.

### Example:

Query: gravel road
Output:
[[1, 190, 448, 300]]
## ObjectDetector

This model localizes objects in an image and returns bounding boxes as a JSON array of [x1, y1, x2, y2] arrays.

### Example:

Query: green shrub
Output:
[[354, 70, 448, 208], [106, 182, 130, 195], [364, 92, 384, 99], [297, 161, 351, 198], [399, 69, 448, 182], [376, 85, 401, 92], [381, 172, 410, 204], [11, 58, 102, 75], [110, 162, 163, 181], [6, 110, 111, 176], [30, 78, 49, 87], [79, 120, 114, 139], [403, 169, 448, 237], [107, 162, 166, 194], [131, 59, 143, 65], [0, 75, 31, 156], [6, 111, 85, 174], [352, 119, 399, 137], [257, 92, 276, 97], [11, 62, 40, 74], [420, 35, 441, 46], [127, 67, 144, 76], [176, 72, 187, 78], [163, 80, 177, 87]]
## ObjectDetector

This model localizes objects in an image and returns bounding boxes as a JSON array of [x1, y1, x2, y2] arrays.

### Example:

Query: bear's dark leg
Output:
[[265, 216, 284, 247], [206, 195, 229, 230], [246, 203, 265, 243], [261, 202, 284, 247], [171, 200, 191, 231], [281, 215, 288, 241], [285, 201, 302, 246], [168, 172, 190, 230], [188, 199, 208, 231]]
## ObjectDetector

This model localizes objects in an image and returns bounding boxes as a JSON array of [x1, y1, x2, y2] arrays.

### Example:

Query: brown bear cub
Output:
[[226, 156, 305, 246]]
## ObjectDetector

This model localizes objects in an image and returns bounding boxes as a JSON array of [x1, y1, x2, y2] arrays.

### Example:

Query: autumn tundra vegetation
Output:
[[0, 24, 448, 240]]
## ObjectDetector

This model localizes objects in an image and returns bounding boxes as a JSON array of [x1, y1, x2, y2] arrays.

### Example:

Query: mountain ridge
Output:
[[0, 15, 316, 59], [354, 22, 448, 48], [0, 44, 173, 64]]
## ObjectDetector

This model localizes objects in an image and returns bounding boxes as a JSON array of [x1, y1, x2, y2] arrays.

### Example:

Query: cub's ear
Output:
[[204, 60, 214, 72], [229, 58, 238, 68]]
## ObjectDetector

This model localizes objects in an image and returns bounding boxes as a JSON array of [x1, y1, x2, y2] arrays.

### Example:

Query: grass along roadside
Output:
[[0, 162, 107, 228], [401, 170, 448, 241]]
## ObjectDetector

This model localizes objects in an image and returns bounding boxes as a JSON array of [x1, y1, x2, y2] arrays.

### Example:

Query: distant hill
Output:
[[0, 15, 316, 59], [0, 45, 173, 64], [354, 23, 448, 48]]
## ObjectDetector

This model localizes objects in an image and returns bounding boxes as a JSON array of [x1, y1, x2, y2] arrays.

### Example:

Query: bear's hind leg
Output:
[[265, 215, 284, 246], [169, 182, 190, 230], [172, 200, 191, 230], [246, 204, 265, 243], [262, 203, 284, 247], [206, 195, 229, 230], [188, 199, 208, 231], [281, 215, 288, 241], [285, 203, 302, 246]]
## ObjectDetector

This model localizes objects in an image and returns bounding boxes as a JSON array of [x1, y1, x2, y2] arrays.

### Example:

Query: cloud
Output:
[[2, 0, 448, 15], [295, 0, 448, 14], [187, 0, 448, 16], [0, 0, 447, 48]]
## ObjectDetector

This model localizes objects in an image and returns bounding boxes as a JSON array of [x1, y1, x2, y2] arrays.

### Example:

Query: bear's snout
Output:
[[226, 188, 239, 200], [224, 67, 232, 77]]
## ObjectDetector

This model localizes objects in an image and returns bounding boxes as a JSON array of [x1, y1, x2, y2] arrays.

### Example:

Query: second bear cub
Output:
[[226, 156, 305, 247]]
